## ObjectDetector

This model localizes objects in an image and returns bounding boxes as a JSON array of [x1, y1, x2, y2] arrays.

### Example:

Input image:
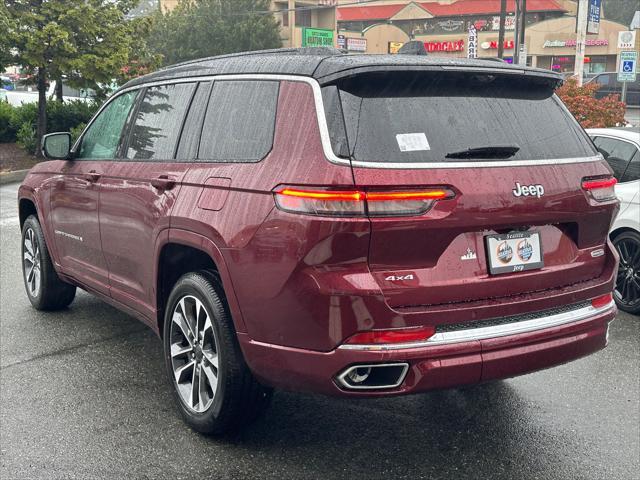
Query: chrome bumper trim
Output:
[[338, 301, 615, 351]]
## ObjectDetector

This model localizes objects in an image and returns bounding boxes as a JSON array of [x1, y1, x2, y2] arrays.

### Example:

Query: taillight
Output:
[[273, 186, 454, 217], [343, 326, 436, 345], [582, 176, 617, 202], [591, 293, 613, 309]]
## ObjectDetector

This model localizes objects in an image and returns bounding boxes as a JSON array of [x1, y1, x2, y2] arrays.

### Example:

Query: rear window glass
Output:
[[323, 72, 595, 164]]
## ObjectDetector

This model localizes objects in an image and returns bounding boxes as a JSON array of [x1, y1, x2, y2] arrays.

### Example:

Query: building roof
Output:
[[121, 47, 562, 91], [337, 0, 565, 21]]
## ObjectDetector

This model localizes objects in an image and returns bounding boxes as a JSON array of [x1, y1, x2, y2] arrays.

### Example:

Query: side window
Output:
[[198, 80, 279, 163], [126, 83, 196, 160], [621, 149, 639, 183], [77, 91, 137, 159], [592, 136, 632, 180], [175, 81, 212, 160]]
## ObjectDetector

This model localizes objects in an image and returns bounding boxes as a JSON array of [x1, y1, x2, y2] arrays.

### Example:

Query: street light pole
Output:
[[498, 0, 507, 59], [574, 0, 588, 86]]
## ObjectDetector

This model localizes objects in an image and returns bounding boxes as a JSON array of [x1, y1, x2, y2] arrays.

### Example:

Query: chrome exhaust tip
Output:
[[336, 363, 409, 390]]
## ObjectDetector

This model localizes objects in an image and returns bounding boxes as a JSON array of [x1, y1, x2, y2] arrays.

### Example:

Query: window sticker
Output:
[[396, 133, 431, 152]]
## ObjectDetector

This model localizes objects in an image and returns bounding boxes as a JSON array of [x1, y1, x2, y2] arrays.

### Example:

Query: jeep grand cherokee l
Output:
[[18, 48, 619, 434]]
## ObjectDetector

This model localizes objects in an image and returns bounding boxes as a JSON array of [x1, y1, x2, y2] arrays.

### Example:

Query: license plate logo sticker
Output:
[[517, 238, 534, 262], [496, 241, 513, 264]]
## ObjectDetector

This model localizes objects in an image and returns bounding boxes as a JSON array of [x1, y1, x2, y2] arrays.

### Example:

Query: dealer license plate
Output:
[[485, 231, 544, 275]]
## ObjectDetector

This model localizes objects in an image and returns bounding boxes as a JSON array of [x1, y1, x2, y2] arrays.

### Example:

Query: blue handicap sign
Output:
[[622, 60, 634, 73]]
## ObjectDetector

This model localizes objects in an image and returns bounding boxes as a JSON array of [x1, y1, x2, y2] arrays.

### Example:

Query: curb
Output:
[[0, 169, 29, 185]]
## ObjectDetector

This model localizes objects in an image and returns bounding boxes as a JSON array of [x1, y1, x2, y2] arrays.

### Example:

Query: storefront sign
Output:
[[388, 42, 404, 54], [424, 40, 465, 53], [467, 25, 478, 59], [543, 39, 608, 48], [337, 34, 346, 49], [618, 50, 638, 82], [438, 20, 465, 32], [491, 15, 516, 31], [617, 31, 636, 49], [587, 0, 601, 34], [302, 28, 334, 47], [346, 37, 367, 52], [481, 40, 515, 50]]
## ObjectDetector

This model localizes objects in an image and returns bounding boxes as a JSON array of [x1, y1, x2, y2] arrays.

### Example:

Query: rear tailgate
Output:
[[322, 70, 618, 310]]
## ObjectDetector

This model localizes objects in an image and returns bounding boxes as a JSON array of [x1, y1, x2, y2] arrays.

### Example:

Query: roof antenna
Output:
[[397, 41, 428, 56]]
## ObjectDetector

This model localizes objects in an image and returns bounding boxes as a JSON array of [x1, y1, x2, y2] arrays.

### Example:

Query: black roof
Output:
[[121, 47, 562, 90]]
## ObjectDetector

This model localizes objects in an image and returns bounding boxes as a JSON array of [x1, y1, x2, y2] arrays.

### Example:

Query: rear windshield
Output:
[[322, 72, 595, 163]]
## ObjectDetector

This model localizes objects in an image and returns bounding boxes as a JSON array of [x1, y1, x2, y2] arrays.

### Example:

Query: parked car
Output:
[[19, 49, 619, 435], [586, 72, 640, 107], [588, 128, 640, 314]]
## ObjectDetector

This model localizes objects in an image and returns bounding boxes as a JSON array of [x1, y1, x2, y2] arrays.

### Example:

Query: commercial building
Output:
[[270, 1, 338, 48], [336, 0, 630, 73]]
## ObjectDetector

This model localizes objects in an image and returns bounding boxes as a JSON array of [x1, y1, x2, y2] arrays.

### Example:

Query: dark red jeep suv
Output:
[[18, 48, 619, 434]]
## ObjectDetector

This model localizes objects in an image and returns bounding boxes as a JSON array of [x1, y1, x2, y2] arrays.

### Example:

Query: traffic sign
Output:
[[617, 51, 637, 82]]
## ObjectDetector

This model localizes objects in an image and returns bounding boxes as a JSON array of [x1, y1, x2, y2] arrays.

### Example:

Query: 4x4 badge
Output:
[[461, 248, 477, 260]]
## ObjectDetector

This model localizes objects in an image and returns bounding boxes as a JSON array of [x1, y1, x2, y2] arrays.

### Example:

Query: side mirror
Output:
[[42, 132, 71, 160]]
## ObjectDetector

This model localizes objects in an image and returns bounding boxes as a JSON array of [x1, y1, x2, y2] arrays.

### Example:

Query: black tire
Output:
[[612, 230, 640, 315], [163, 270, 272, 435], [21, 215, 76, 311]]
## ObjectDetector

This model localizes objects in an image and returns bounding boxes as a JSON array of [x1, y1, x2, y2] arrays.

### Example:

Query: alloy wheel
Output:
[[169, 295, 220, 413], [23, 227, 41, 298], [615, 237, 640, 310]]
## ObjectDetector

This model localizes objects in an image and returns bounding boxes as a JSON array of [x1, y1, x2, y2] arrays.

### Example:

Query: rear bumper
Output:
[[239, 300, 616, 397]]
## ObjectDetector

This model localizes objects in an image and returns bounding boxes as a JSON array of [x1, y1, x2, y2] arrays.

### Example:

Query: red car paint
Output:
[[19, 53, 618, 397]]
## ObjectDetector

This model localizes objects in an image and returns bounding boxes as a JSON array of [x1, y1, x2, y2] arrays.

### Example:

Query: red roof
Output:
[[419, 0, 565, 16], [337, 0, 565, 21], [337, 4, 406, 21]]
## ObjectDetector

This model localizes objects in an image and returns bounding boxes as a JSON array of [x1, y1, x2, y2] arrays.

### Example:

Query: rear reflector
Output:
[[582, 177, 617, 201], [273, 186, 454, 217], [343, 326, 436, 345], [591, 293, 613, 309]]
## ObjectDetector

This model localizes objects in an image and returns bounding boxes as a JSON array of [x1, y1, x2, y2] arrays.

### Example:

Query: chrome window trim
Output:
[[82, 73, 604, 169], [335, 363, 410, 390], [338, 300, 615, 351]]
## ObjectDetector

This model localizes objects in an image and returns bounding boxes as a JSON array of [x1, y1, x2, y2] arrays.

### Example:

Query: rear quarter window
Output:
[[323, 72, 596, 164], [197, 80, 279, 163]]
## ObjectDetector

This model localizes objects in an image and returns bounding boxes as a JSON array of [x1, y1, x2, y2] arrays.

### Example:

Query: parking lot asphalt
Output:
[[0, 181, 638, 480]]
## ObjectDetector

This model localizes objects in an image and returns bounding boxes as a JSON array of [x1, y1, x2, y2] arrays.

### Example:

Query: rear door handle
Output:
[[83, 170, 101, 183], [151, 175, 176, 191]]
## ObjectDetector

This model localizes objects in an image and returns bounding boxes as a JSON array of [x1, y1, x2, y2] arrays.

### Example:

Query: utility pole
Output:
[[498, 0, 507, 59], [513, 0, 527, 65], [574, 0, 588, 86], [288, 0, 295, 48]]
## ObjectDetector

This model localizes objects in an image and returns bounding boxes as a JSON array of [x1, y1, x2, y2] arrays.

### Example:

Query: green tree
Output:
[[149, 0, 282, 66], [0, 4, 14, 72], [6, 0, 139, 156], [603, 0, 637, 27]]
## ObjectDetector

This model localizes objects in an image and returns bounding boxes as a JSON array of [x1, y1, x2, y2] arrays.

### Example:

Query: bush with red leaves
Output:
[[556, 78, 627, 128]]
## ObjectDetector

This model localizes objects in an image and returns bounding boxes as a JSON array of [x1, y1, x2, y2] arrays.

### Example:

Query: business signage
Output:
[[302, 28, 334, 47], [491, 15, 516, 31], [467, 25, 478, 59], [617, 31, 637, 49], [337, 34, 346, 49], [618, 50, 638, 82], [388, 41, 404, 54], [587, 0, 601, 34], [481, 40, 515, 50], [424, 40, 465, 53], [346, 37, 367, 52], [543, 39, 608, 48]]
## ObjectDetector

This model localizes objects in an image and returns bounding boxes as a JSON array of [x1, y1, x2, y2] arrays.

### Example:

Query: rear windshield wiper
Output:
[[445, 145, 520, 159]]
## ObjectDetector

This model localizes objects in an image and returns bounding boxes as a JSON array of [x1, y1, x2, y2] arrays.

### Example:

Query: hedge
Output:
[[0, 99, 101, 151]]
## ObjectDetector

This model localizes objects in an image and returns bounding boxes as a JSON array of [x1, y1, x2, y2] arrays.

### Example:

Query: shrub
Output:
[[16, 123, 37, 154], [47, 100, 99, 133], [0, 101, 15, 142], [556, 78, 626, 128], [70, 122, 87, 143]]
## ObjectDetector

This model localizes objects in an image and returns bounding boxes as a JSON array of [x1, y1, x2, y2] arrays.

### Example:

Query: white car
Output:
[[588, 128, 640, 314]]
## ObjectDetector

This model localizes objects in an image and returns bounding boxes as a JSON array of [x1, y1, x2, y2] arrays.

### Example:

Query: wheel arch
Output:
[[156, 228, 247, 338], [610, 226, 640, 240]]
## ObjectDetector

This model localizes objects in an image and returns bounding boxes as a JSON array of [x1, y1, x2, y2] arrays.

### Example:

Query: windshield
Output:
[[322, 72, 596, 164]]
